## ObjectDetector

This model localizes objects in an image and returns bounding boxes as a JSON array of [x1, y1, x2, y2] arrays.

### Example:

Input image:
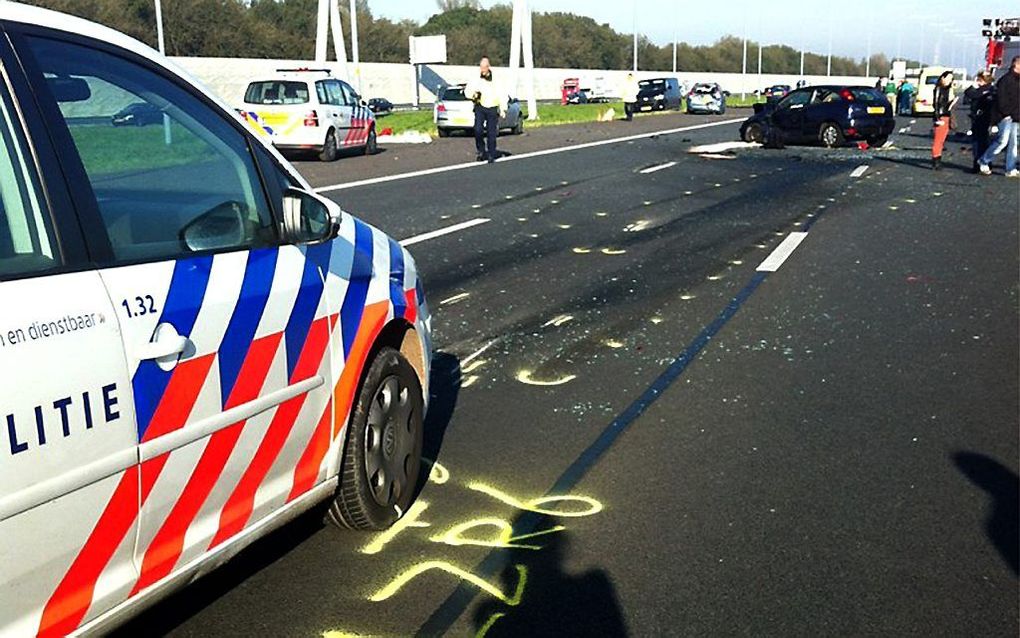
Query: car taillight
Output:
[[839, 89, 855, 102], [436, 104, 446, 113], [303, 110, 319, 127]]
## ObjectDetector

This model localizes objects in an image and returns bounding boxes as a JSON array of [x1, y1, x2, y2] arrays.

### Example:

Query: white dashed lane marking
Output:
[[400, 218, 491, 247], [757, 232, 809, 272], [639, 161, 677, 174]]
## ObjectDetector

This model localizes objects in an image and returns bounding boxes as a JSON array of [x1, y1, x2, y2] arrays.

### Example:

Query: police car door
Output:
[[16, 32, 335, 598], [0, 35, 139, 637], [322, 79, 351, 146], [339, 81, 371, 148]]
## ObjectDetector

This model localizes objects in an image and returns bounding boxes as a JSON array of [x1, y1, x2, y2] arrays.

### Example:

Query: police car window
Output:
[[244, 81, 309, 105], [25, 36, 275, 263], [325, 81, 346, 106], [340, 82, 359, 105], [0, 78, 57, 279]]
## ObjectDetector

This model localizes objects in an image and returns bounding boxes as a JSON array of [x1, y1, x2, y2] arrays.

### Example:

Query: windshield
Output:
[[244, 81, 309, 105], [440, 87, 469, 101], [693, 85, 718, 94], [639, 79, 665, 88]]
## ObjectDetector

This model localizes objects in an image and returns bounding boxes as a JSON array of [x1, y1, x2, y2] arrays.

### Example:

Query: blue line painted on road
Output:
[[416, 271, 770, 637]]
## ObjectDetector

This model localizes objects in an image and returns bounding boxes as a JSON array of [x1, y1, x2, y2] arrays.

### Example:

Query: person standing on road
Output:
[[978, 56, 1020, 177], [965, 71, 997, 173], [898, 79, 916, 115], [465, 56, 506, 164], [884, 78, 899, 115], [622, 73, 640, 121], [931, 71, 955, 171]]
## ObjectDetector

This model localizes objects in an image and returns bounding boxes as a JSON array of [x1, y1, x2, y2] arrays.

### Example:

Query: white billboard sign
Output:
[[409, 35, 447, 65]]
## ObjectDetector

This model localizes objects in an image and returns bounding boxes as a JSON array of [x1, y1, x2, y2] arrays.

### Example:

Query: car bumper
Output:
[[845, 119, 896, 140]]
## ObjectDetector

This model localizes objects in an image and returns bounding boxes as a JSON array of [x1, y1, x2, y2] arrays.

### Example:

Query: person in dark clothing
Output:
[[978, 56, 1020, 177], [466, 56, 506, 163], [965, 71, 997, 173], [930, 71, 955, 170]]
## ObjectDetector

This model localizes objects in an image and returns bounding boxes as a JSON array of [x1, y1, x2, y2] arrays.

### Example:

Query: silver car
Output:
[[686, 83, 728, 115], [434, 84, 524, 137]]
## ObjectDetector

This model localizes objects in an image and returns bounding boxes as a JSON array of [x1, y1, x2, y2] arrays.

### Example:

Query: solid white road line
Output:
[[315, 118, 745, 193], [850, 165, 870, 178], [639, 161, 677, 174], [757, 232, 809, 272], [399, 218, 491, 247]]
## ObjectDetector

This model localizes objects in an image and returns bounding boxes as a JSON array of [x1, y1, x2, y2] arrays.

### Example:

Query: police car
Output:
[[241, 69, 377, 161], [0, 4, 431, 635]]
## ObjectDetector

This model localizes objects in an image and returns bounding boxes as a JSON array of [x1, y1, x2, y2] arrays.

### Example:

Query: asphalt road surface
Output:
[[117, 112, 1019, 637]]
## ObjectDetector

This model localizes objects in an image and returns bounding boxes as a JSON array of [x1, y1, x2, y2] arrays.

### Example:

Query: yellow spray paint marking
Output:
[[560, 181, 569, 185], [543, 314, 574, 328], [505, 195, 515, 200], [643, 200, 653, 206], [468, 482, 604, 517], [889, 205, 899, 211], [532, 208, 542, 213], [472, 204, 482, 209], [322, 631, 378, 638], [933, 192, 943, 197], [515, 370, 577, 386], [595, 212, 608, 217], [750, 173, 758, 178], [714, 183, 722, 188], [462, 375, 480, 388], [425, 459, 450, 485], [650, 316, 664, 324], [369, 561, 527, 606], [572, 247, 592, 254], [517, 217, 528, 222], [730, 259, 743, 265], [754, 243, 768, 249], [604, 338, 625, 348], [534, 186, 544, 192], [476, 612, 506, 638], [440, 292, 470, 306], [904, 198, 917, 204], [684, 190, 693, 195], [601, 248, 626, 255], [527, 233, 539, 238], [624, 220, 651, 232], [707, 274, 723, 281], [430, 517, 566, 550], [680, 294, 696, 301], [550, 199, 560, 205], [360, 500, 431, 555], [461, 359, 487, 374], [557, 224, 572, 230]]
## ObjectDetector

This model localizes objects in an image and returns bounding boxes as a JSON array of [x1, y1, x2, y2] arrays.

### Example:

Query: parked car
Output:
[[686, 83, 727, 115], [434, 84, 524, 137], [0, 4, 432, 635], [740, 85, 895, 147], [111, 102, 163, 127], [914, 66, 950, 116], [762, 84, 792, 101], [636, 77, 683, 112], [240, 70, 377, 161], [367, 97, 393, 115]]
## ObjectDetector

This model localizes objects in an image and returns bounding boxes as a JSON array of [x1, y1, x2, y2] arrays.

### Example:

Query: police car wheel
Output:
[[319, 129, 339, 162], [362, 127, 377, 155], [329, 347, 424, 531], [438, 128, 450, 138]]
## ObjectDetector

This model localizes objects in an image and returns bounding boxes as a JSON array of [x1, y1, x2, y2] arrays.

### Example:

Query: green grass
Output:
[[68, 122, 211, 175]]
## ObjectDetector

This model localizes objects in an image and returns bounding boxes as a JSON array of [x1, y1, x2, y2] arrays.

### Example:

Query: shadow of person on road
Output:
[[953, 451, 1019, 575], [414, 351, 461, 499], [472, 514, 628, 637]]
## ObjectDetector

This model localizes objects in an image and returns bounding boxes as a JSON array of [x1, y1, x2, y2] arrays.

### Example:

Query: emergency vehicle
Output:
[[241, 69, 377, 161], [0, 3, 431, 635]]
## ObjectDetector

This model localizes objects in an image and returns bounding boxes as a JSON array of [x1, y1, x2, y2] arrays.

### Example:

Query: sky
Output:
[[368, 0, 1018, 69]]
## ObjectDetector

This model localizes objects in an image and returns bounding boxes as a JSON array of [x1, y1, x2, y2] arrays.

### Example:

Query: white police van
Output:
[[241, 70, 377, 161], [0, 4, 431, 635]]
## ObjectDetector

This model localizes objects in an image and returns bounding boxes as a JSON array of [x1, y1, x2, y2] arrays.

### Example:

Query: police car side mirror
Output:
[[282, 188, 342, 244], [181, 201, 248, 253]]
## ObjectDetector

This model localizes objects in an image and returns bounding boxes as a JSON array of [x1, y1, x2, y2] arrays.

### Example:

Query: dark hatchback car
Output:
[[368, 97, 393, 115], [740, 85, 895, 148], [636, 77, 682, 111], [111, 102, 163, 126]]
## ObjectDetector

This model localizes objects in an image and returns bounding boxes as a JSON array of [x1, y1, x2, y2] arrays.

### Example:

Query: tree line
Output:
[[25, 0, 895, 76]]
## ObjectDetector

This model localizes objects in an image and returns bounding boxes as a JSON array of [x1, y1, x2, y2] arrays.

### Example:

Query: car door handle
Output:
[[135, 323, 190, 371]]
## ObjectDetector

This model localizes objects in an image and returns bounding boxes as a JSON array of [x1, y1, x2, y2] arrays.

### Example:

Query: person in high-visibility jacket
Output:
[[621, 72, 640, 121], [465, 57, 507, 163]]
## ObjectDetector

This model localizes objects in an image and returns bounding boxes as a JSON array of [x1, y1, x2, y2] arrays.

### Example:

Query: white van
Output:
[[914, 66, 949, 116], [241, 70, 377, 161]]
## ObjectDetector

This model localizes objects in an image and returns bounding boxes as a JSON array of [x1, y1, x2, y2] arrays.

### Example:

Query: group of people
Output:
[[881, 78, 917, 116], [931, 56, 1019, 176]]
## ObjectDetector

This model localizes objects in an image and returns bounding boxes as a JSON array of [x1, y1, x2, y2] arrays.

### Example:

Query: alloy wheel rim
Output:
[[363, 375, 414, 507]]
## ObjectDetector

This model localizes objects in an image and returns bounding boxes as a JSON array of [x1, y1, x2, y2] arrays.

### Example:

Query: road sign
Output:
[[409, 35, 447, 65]]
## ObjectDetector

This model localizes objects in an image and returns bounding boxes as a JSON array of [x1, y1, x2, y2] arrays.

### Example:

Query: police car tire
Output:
[[362, 127, 377, 155], [319, 129, 339, 162], [438, 128, 450, 138], [329, 347, 424, 531]]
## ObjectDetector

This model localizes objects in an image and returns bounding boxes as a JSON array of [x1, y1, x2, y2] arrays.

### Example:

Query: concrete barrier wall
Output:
[[171, 56, 878, 108]]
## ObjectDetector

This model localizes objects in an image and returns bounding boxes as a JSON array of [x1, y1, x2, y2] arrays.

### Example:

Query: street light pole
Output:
[[826, 13, 833, 76], [741, 15, 748, 99], [154, 0, 171, 145], [350, 0, 361, 93], [866, 30, 871, 78], [632, 5, 638, 72]]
